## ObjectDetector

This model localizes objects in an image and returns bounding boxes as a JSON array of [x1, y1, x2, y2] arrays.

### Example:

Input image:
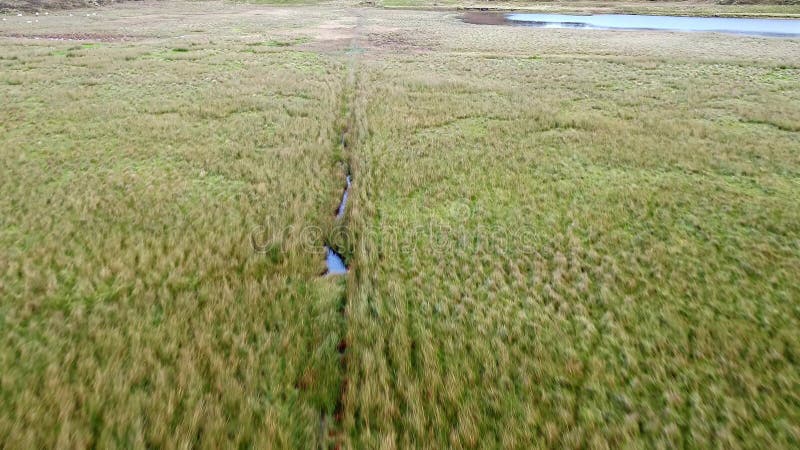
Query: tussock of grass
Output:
[[267, 37, 312, 47]]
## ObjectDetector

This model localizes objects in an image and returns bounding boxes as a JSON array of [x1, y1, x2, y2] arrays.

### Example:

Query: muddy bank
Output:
[[461, 11, 509, 26]]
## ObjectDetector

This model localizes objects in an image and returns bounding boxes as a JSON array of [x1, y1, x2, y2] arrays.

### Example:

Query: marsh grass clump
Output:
[[266, 37, 311, 47]]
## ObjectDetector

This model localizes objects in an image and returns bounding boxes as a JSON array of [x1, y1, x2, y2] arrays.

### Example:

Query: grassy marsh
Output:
[[345, 26, 800, 447], [1, 4, 357, 447], [2, 1, 800, 448]]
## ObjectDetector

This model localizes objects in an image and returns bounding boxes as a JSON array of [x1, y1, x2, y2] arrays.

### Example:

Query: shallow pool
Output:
[[325, 246, 347, 275], [472, 13, 800, 37]]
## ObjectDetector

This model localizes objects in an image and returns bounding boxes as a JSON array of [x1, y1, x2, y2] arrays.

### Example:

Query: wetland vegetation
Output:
[[1, 1, 799, 448]]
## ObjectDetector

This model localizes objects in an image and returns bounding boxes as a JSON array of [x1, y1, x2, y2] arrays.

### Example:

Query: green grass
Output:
[[344, 53, 800, 448], [0, 5, 351, 447], [1, 1, 799, 448]]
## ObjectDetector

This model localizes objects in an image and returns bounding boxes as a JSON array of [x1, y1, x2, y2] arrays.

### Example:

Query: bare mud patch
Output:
[[461, 11, 510, 26], [365, 30, 433, 52], [292, 20, 357, 53]]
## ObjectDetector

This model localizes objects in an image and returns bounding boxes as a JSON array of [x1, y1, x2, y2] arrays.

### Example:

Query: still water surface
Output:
[[505, 14, 800, 36]]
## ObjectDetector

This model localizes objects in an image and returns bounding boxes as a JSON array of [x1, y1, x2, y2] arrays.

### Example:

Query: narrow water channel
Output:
[[336, 175, 352, 220], [324, 173, 351, 275]]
